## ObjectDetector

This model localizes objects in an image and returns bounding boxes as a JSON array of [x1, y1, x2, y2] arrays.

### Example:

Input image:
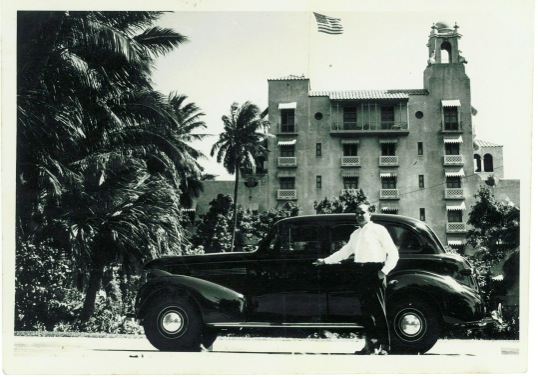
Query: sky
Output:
[[148, 0, 535, 182]]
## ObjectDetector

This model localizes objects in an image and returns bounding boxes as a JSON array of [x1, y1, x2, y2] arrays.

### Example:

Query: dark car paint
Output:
[[136, 213, 486, 330]]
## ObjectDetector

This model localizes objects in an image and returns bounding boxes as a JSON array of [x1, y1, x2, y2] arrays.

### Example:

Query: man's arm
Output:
[[379, 227, 399, 275], [313, 229, 357, 265]]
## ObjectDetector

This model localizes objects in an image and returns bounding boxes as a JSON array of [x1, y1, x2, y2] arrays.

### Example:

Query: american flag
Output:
[[314, 12, 344, 35]]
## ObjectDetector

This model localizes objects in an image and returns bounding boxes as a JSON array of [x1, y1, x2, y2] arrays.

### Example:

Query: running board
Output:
[[206, 322, 364, 329]]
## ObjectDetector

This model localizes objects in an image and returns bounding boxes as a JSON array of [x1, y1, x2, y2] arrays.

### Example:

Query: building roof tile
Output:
[[475, 139, 503, 148], [309, 89, 428, 100], [268, 74, 308, 81]]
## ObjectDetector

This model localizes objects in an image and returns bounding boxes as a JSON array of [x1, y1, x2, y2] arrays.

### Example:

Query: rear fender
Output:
[[388, 270, 485, 324], [137, 271, 246, 324]]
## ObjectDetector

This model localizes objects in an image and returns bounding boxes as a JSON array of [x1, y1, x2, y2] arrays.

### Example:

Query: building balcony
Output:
[[276, 123, 298, 134], [443, 155, 464, 166], [341, 156, 361, 166], [278, 157, 297, 167], [446, 222, 467, 233], [277, 189, 297, 200], [379, 189, 400, 199], [330, 122, 409, 136], [379, 156, 399, 166], [445, 188, 464, 199], [341, 188, 361, 195]]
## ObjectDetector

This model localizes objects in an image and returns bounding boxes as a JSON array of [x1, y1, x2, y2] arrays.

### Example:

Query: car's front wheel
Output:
[[143, 296, 202, 351], [389, 298, 440, 355]]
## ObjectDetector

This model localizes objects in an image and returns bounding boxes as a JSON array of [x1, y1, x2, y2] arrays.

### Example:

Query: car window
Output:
[[329, 224, 356, 252], [383, 224, 423, 254], [282, 225, 321, 254]]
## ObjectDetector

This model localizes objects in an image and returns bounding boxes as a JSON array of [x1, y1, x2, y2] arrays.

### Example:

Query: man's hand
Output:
[[313, 259, 325, 266]]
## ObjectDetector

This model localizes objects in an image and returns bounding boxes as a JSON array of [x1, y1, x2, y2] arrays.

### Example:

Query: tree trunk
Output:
[[80, 266, 104, 321], [230, 162, 240, 252]]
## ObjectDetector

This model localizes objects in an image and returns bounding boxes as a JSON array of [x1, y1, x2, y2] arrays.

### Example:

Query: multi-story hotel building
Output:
[[193, 22, 520, 253], [266, 21, 479, 248]]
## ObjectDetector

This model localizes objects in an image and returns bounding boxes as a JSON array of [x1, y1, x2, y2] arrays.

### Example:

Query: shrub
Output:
[[15, 239, 83, 330]]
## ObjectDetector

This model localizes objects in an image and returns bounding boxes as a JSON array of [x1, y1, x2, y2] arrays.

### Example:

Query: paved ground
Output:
[[4, 335, 525, 374]]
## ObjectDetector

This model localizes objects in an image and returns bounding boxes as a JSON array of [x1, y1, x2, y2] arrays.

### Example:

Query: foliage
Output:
[[15, 239, 83, 330], [16, 11, 205, 320], [253, 202, 301, 239], [466, 186, 520, 266], [191, 194, 234, 253], [313, 189, 370, 214], [211, 102, 271, 251], [459, 186, 521, 340]]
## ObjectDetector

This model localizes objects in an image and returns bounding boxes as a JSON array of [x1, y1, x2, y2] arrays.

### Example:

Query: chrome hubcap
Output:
[[399, 313, 422, 337], [161, 311, 183, 334]]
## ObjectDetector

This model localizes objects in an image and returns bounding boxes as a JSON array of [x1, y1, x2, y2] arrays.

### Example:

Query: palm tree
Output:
[[16, 11, 202, 319], [210, 102, 270, 252], [167, 92, 210, 208]]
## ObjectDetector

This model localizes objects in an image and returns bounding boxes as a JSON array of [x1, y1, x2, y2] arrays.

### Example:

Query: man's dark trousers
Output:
[[357, 263, 390, 351]]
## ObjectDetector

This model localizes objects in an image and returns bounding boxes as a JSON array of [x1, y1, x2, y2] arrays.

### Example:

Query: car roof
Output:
[[275, 213, 424, 227]]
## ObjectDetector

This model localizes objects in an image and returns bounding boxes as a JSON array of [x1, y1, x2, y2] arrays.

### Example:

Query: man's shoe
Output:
[[375, 345, 389, 355], [354, 348, 374, 355]]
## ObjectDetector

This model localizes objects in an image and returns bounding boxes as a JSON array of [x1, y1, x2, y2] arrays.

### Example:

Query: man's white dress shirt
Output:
[[323, 221, 399, 276]]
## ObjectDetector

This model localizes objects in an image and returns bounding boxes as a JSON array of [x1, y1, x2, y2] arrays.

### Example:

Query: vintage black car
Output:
[[135, 213, 492, 354]]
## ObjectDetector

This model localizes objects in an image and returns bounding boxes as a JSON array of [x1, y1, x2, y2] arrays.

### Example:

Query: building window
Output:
[[419, 208, 425, 221], [445, 143, 460, 155], [280, 177, 295, 189], [446, 176, 461, 188], [281, 109, 295, 132], [484, 153, 494, 172], [380, 106, 395, 129], [280, 145, 295, 157], [474, 154, 482, 172], [418, 142, 423, 156], [316, 175, 322, 189], [381, 176, 397, 189], [448, 210, 463, 223], [316, 143, 322, 157], [415, 111, 424, 119], [314, 112, 323, 120], [343, 143, 358, 156], [381, 143, 396, 156], [343, 177, 359, 189], [419, 175, 424, 188], [343, 107, 357, 129], [443, 107, 459, 130]]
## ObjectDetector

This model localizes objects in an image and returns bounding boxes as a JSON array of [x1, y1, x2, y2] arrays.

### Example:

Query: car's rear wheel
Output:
[[143, 296, 202, 351], [389, 298, 440, 355]]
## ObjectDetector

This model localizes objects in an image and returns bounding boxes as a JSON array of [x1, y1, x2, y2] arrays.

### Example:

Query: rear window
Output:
[[383, 224, 423, 254], [282, 224, 321, 254]]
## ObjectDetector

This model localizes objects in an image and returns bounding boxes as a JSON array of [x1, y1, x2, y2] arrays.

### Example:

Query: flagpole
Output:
[[307, 11, 312, 81]]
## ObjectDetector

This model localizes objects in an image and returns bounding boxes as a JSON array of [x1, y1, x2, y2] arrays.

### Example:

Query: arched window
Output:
[[484, 154, 494, 172], [474, 154, 482, 172], [440, 41, 452, 63]]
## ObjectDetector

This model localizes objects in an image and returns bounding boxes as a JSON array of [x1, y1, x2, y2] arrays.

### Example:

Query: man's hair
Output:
[[356, 201, 376, 213]]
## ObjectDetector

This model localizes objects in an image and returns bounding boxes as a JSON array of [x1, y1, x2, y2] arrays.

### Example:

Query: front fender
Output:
[[136, 270, 246, 324], [388, 270, 486, 324]]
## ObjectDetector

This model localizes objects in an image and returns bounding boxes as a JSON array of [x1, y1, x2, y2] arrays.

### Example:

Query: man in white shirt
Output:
[[313, 202, 399, 355]]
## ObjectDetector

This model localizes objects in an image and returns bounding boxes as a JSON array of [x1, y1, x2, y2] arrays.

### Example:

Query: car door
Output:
[[321, 222, 363, 321], [248, 222, 327, 322]]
